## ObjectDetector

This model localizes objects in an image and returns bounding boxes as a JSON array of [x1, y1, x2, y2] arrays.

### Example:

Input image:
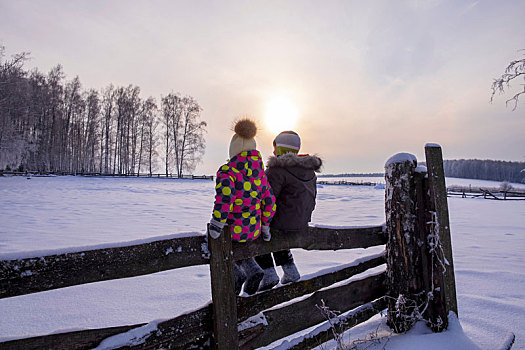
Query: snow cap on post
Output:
[[384, 153, 417, 169], [425, 143, 442, 148]]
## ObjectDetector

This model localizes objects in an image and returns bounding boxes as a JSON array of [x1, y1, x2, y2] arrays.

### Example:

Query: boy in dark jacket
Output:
[[256, 131, 322, 291]]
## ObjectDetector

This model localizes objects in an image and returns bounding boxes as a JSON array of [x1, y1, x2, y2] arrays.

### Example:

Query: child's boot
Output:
[[258, 267, 280, 292], [281, 262, 300, 284], [233, 262, 247, 295], [240, 258, 264, 295]]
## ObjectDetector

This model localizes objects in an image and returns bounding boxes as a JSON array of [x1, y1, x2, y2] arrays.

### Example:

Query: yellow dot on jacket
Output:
[[213, 210, 221, 218], [255, 203, 260, 210], [243, 182, 251, 191], [222, 187, 231, 196], [250, 217, 256, 225], [235, 199, 243, 205], [242, 212, 250, 218], [247, 169, 253, 176], [221, 165, 230, 171], [241, 151, 248, 157], [263, 211, 271, 217], [234, 226, 242, 234], [215, 183, 221, 189], [254, 179, 261, 186], [250, 191, 257, 198]]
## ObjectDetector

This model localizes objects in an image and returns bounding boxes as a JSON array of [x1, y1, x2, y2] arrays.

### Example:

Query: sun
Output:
[[264, 96, 299, 134]]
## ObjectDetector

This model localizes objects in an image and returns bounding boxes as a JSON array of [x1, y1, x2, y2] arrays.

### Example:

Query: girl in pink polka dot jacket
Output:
[[208, 118, 276, 295]]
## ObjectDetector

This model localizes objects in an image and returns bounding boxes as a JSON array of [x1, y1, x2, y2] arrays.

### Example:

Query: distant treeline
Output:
[[443, 159, 525, 184], [319, 173, 384, 178], [0, 46, 206, 177], [321, 159, 525, 184]]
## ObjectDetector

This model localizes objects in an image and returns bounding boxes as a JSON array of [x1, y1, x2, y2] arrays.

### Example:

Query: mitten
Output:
[[262, 225, 271, 241], [209, 219, 225, 239]]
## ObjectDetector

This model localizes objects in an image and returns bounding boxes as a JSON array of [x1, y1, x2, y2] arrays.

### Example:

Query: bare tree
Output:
[[64, 76, 85, 173], [161, 93, 206, 177], [83, 89, 100, 172], [146, 108, 160, 176], [100, 85, 115, 174], [175, 96, 206, 177], [491, 51, 525, 110], [0, 47, 31, 170], [161, 93, 179, 176], [137, 97, 157, 176]]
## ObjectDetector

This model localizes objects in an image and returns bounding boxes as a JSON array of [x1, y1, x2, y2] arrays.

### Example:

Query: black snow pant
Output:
[[255, 249, 294, 269]]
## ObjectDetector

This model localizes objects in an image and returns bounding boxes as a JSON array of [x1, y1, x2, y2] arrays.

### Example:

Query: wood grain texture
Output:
[[239, 272, 387, 350], [0, 235, 208, 298], [232, 225, 386, 261]]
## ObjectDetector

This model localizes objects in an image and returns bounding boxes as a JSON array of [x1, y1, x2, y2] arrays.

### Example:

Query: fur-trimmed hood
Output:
[[267, 153, 322, 172], [265, 153, 320, 230]]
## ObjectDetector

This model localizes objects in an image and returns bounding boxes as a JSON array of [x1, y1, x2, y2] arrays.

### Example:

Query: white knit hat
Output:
[[229, 118, 257, 158]]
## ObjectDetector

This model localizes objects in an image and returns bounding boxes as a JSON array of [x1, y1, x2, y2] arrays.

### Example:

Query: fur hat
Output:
[[274, 131, 301, 156], [229, 118, 257, 158]]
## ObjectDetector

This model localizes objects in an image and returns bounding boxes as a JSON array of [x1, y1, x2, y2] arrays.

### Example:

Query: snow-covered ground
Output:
[[0, 176, 524, 349]]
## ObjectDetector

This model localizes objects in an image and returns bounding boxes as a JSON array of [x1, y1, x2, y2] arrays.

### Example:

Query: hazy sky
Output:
[[1, 0, 524, 174]]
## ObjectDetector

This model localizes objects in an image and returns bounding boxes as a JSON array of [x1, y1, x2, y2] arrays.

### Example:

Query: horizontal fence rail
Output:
[[1, 225, 385, 299], [0, 236, 210, 299], [447, 189, 525, 200], [233, 225, 386, 261]]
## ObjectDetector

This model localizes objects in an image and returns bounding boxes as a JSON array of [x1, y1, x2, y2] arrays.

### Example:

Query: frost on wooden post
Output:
[[384, 153, 424, 333], [425, 143, 458, 325], [427, 211, 446, 273]]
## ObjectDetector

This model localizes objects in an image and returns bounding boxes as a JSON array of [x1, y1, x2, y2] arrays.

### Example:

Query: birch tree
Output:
[[100, 85, 115, 173], [0, 47, 30, 170], [161, 93, 206, 177], [175, 96, 206, 177], [137, 97, 158, 175]]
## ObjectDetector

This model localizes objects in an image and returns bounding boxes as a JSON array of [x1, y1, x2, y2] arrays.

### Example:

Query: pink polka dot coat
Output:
[[212, 150, 276, 242]]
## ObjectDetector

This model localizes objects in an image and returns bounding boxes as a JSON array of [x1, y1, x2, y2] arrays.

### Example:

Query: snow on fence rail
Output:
[[0, 145, 461, 350]]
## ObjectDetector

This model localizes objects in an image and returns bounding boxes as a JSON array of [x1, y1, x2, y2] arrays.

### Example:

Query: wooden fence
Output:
[[0, 171, 214, 180], [317, 180, 378, 186], [0, 145, 457, 349], [447, 188, 525, 200]]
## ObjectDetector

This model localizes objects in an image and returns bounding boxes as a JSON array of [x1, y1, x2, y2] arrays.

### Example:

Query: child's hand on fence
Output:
[[208, 219, 225, 239], [262, 226, 271, 241]]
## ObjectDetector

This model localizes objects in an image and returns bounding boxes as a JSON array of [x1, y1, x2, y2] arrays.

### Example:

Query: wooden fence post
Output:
[[208, 226, 239, 350], [385, 147, 459, 333], [384, 153, 426, 333], [425, 144, 458, 323]]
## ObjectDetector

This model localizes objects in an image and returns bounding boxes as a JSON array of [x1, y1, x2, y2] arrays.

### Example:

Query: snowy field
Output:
[[0, 176, 524, 349]]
